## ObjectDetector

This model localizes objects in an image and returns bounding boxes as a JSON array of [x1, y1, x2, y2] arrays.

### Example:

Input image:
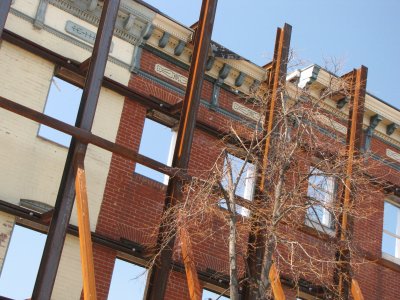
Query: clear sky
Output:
[[145, 0, 400, 109]]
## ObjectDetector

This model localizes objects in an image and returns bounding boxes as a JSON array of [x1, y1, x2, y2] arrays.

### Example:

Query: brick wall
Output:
[[90, 47, 400, 300]]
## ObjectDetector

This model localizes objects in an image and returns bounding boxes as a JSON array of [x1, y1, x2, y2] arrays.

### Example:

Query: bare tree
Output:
[[147, 65, 382, 300]]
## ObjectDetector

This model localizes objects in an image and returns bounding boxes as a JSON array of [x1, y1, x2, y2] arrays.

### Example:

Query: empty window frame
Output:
[[0, 225, 46, 299], [306, 167, 335, 229], [107, 258, 148, 300], [219, 153, 255, 217], [382, 200, 400, 261], [135, 118, 177, 184], [202, 289, 229, 300], [38, 77, 82, 147]]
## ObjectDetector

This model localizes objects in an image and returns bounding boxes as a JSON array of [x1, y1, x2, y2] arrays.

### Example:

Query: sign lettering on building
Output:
[[65, 21, 114, 52], [232, 102, 262, 122], [154, 64, 188, 86], [386, 149, 400, 163]]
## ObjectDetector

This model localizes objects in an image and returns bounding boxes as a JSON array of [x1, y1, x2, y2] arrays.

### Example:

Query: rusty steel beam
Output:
[[75, 162, 97, 300], [351, 279, 364, 300], [31, 1, 120, 299], [0, 95, 185, 179], [144, 0, 218, 299], [1, 29, 232, 144], [180, 227, 202, 300], [242, 23, 292, 300], [269, 263, 285, 300], [0, 0, 11, 38], [334, 66, 367, 299]]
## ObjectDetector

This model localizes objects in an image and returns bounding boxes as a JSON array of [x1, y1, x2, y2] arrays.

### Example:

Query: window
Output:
[[135, 118, 177, 184], [306, 167, 335, 229], [382, 200, 400, 261], [202, 289, 229, 300], [219, 153, 255, 217], [38, 77, 82, 147], [107, 258, 148, 300], [0, 225, 46, 299]]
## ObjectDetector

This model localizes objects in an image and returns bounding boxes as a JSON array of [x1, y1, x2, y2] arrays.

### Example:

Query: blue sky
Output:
[[145, 0, 400, 109]]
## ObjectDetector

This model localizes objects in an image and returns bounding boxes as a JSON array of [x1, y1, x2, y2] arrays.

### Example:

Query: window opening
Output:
[[107, 258, 148, 300], [38, 77, 82, 147], [202, 288, 229, 300], [219, 153, 255, 217], [0, 225, 46, 299], [306, 167, 335, 229], [382, 200, 400, 260], [135, 118, 177, 183]]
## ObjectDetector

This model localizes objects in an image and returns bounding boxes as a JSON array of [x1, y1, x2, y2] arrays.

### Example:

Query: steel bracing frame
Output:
[[242, 23, 292, 300], [143, 0, 218, 299], [31, 1, 120, 299], [334, 66, 368, 299], [0, 1, 369, 299]]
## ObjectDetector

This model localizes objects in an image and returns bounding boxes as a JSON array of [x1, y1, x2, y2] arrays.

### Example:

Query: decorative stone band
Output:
[[232, 102, 262, 123], [65, 20, 114, 52], [315, 114, 347, 135], [387, 149, 400, 163], [154, 64, 187, 86]]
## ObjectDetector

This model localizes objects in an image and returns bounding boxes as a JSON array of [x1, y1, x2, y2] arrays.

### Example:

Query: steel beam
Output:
[[0, 198, 234, 291], [0, 0, 12, 38], [0, 95, 185, 179], [269, 263, 285, 300], [1, 29, 230, 143], [242, 24, 292, 300], [75, 162, 97, 300], [180, 227, 202, 300], [334, 66, 367, 299], [31, 1, 120, 299], [144, 0, 218, 299]]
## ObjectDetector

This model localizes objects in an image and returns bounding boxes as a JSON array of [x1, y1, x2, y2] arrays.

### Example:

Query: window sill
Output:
[[382, 252, 400, 265], [304, 219, 335, 236], [37, 134, 70, 149]]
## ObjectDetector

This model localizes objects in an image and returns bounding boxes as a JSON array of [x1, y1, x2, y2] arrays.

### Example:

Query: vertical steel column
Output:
[[334, 66, 367, 299], [0, 0, 12, 38], [242, 24, 292, 300], [31, 1, 120, 299], [144, 1, 218, 299]]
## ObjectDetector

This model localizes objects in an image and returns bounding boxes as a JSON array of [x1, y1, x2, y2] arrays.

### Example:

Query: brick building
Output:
[[0, 1, 399, 300]]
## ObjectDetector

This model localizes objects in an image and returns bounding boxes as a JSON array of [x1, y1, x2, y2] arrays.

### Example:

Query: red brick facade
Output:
[[91, 48, 400, 300]]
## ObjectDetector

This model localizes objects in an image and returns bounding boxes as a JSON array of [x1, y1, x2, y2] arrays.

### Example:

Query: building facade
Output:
[[0, 1, 399, 299]]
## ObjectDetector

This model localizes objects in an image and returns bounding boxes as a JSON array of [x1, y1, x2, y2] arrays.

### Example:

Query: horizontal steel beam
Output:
[[0, 96, 185, 179], [0, 198, 232, 290], [1, 29, 243, 143]]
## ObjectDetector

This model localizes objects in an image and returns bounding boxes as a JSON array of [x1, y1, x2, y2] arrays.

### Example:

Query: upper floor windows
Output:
[[135, 118, 177, 184], [0, 225, 46, 299], [107, 258, 148, 300], [202, 289, 229, 300], [382, 200, 400, 261], [38, 77, 81, 147], [306, 167, 335, 230], [219, 153, 255, 217]]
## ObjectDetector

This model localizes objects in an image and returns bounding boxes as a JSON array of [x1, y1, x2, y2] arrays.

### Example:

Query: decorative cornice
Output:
[[9, 8, 130, 70], [48, 0, 155, 45]]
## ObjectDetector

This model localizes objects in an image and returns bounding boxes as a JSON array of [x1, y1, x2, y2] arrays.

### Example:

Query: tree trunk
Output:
[[228, 214, 240, 300], [258, 234, 276, 299]]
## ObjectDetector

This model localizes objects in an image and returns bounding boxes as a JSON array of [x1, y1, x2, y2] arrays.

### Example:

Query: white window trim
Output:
[[163, 130, 178, 185], [219, 153, 255, 217], [305, 167, 336, 231], [382, 198, 400, 261]]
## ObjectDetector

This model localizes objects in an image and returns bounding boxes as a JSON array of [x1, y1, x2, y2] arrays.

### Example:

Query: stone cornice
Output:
[[291, 66, 400, 147]]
